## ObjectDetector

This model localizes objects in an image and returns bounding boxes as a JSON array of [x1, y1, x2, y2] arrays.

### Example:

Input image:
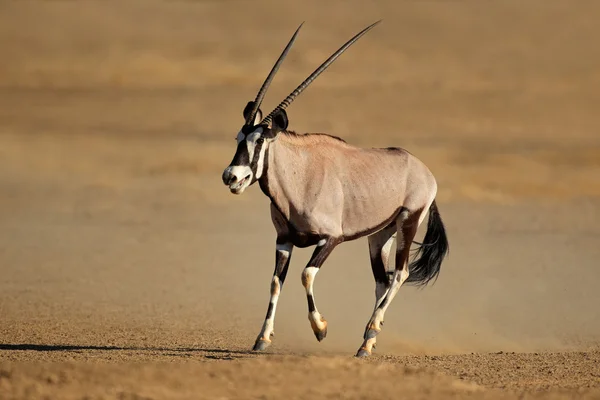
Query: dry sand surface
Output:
[[1, 1, 600, 399]]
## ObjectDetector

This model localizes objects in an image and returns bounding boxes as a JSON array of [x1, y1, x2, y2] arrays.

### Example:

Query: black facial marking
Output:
[[249, 137, 265, 182], [227, 128, 266, 183], [230, 139, 250, 166]]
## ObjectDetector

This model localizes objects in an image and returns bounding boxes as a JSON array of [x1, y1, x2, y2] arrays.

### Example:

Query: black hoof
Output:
[[314, 327, 328, 342], [365, 328, 380, 340], [355, 348, 371, 358], [252, 339, 271, 351]]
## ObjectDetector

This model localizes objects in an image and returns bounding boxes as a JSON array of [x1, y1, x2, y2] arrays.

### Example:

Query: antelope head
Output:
[[222, 21, 381, 194]]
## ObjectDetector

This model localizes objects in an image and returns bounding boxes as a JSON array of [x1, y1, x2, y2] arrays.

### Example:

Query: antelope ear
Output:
[[271, 109, 288, 133], [243, 101, 262, 126]]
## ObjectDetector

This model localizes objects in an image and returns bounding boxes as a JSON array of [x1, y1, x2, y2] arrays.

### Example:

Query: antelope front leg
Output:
[[252, 241, 293, 351], [301, 237, 340, 342]]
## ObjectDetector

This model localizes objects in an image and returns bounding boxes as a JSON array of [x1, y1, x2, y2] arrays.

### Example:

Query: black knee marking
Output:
[[370, 254, 389, 284], [265, 302, 275, 320], [376, 295, 388, 310], [279, 263, 290, 285], [307, 294, 316, 312], [274, 247, 292, 285], [386, 270, 394, 284]]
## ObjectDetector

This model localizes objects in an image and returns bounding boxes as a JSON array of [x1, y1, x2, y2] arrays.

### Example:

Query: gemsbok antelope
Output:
[[221, 21, 449, 357]]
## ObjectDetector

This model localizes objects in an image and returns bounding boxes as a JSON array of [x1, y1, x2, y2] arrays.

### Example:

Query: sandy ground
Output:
[[1, 1, 600, 399]]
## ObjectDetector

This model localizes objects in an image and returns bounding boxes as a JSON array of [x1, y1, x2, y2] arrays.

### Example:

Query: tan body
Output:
[[262, 133, 437, 243]]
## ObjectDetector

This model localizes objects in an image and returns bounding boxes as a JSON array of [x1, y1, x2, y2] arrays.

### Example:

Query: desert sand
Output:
[[1, 1, 599, 399]]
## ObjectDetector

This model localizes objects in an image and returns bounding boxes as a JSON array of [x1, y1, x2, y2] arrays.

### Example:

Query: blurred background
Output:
[[1, 0, 599, 356]]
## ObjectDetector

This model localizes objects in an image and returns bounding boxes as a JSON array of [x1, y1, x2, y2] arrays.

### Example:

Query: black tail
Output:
[[405, 200, 449, 287]]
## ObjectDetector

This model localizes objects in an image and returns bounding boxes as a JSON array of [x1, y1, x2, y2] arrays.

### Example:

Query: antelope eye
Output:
[[257, 137, 264, 144]]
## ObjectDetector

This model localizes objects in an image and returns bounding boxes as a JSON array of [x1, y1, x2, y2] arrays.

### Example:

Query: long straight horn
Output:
[[244, 22, 304, 126], [261, 20, 382, 126]]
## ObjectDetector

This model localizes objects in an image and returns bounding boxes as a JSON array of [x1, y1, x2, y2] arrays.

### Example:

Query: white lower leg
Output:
[[360, 269, 409, 354], [255, 243, 291, 346], [302, 266, 327, 337], [256, 275, 281, 342], [367, 281, 391, 350], [373, 269, 409, 325], [375, 282, 390, 310]]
